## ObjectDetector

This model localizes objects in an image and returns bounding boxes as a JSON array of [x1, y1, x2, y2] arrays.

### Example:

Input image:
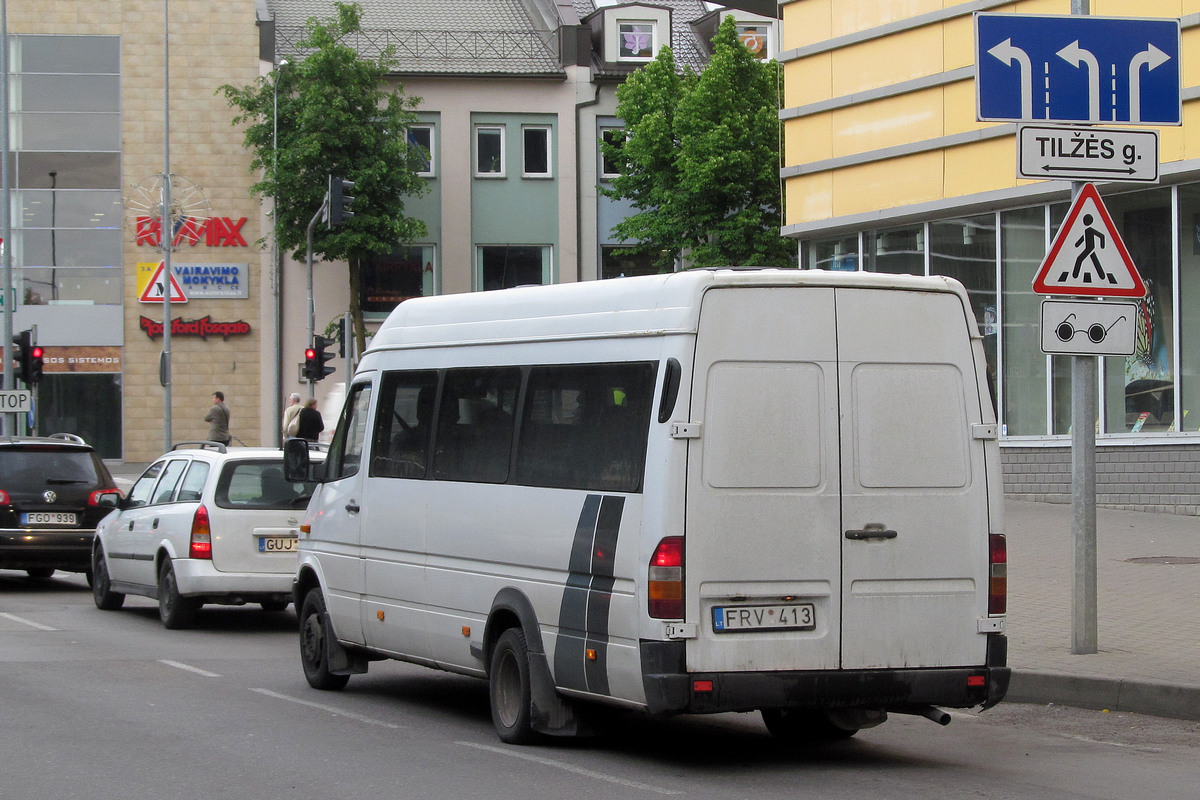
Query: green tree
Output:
[[219, 2, 428, 356], [602, 15, 793, 269]]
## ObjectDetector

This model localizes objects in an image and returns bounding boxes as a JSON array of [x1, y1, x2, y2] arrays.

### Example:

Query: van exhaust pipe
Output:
[[892, 705, 952, 726]]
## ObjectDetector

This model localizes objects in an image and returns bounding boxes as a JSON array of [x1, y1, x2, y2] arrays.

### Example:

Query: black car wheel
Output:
[[91, 546, 125, 611], [158, 560, 199, 629]]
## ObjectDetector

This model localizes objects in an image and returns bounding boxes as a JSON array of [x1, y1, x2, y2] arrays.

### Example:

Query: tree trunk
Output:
[[348, 258, 366, 371]]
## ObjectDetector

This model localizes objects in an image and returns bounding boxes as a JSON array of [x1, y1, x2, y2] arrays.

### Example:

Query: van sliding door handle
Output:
[[845, 525, 898, 541], [345, 502, 360, 514]]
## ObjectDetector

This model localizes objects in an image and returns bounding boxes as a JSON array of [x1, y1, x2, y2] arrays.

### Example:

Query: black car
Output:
[[0, 434, 122, 579]]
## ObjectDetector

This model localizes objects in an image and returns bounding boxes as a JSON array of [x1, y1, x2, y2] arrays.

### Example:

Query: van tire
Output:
[[761, 709, 858, 742], [158, 560, 199, 629], [91, 546, 124, 610], [489, 628, 538, 744], [299, 587, 350, 690]]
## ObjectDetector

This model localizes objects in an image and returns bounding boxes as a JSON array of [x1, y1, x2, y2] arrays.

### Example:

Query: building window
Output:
[[619, 21, 656, 60], [407, 125, 434, 177], [478, 245, 550, 290], [867, 225, 924, 275], [601, 246, 660, 279], [522, 126, 551, 178], [1000, 206, 1049, 437], [736, 24, 769, 60], [600, 128, 624, 179], [361, 245, 437, 314], [475, 125, 505, 177], [803, 235, 859, 271]]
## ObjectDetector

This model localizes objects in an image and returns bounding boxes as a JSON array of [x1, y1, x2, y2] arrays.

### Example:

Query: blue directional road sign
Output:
[[976, 13, 1180, 126]]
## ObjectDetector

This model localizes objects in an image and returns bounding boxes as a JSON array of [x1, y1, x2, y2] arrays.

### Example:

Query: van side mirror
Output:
[[283, 437, 320, 483]]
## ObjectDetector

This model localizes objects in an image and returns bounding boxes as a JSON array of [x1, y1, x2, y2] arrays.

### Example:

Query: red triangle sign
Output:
[[1032, 184, 1146, 298], [138, 261, 188, 304]]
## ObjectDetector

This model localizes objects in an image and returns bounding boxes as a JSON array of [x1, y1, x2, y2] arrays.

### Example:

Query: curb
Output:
[[1008, 670, 1200, 722]]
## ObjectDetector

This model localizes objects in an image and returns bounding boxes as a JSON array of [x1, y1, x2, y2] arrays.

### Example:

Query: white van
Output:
[[285, 269, 1009, 744]]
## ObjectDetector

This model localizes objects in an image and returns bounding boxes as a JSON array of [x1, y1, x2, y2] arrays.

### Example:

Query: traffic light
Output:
[[304, 335, 336, 382], [328, 175, 356, 228], [13, 329, 43, 385]]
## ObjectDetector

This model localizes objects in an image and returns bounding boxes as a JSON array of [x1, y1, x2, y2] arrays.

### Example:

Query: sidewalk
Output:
[[1004, 498, 1200, 720]]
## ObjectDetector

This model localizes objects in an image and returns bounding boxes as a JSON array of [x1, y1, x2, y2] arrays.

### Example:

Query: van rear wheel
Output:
[[489, 628, 538, 744], [299, 587, 350, 690], [761, 709, 858, 742]]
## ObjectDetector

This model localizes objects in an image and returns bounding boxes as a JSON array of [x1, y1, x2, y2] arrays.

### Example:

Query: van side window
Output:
[[327, 383, 373, 481], [433, 367, 520, 484], [371, 371, 439, 479], [516, 362, 655, 492]]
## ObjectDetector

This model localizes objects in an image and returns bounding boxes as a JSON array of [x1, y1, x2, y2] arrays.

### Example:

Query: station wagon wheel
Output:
[[489, 628, 538, 744], [91, 545, 125, 611], [760, 709, 858, 742], [299, 587, 349, 690], [158, 560, 199, 629]]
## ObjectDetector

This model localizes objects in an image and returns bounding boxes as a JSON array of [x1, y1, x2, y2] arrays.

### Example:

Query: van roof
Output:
[[368, 269, 974, 351]]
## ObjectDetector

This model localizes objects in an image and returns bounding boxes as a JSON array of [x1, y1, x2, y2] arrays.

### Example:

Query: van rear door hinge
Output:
[[670, 422, 701, 439], [972, 423, 998, 440]]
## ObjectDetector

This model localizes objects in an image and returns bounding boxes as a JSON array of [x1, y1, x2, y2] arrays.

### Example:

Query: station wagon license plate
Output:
[[258, 536, 298, 552], [712, 604, 815, 633], [21, 511, 78, 526]]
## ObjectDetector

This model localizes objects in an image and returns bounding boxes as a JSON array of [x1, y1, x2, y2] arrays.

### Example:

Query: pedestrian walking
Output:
[[296, 397, 324, 442], [204, 391, 232, 445]]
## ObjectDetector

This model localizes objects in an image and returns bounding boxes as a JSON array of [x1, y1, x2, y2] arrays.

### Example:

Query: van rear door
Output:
[[684, 284, 992, 674]]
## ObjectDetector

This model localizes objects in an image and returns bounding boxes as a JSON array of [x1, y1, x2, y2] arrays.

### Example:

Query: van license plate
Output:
[[258, 537, 298, 552], [21, 512, 78, 526], [712, 604, 815, 633]]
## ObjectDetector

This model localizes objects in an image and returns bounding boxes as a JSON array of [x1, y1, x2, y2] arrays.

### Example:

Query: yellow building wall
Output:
[[782, 0, 1200, 230]]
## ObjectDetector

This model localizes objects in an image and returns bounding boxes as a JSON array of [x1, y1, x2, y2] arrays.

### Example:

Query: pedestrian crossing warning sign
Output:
[[137, 261, 188, 304], [1032, 183, 1146, 298]]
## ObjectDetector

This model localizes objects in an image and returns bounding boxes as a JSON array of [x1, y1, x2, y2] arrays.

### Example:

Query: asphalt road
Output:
[[4, 570, 1200, 800]]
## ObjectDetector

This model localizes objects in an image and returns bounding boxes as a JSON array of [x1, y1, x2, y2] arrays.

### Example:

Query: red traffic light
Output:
[[305, 348, 317, 360], [30, 346, 43, 359]]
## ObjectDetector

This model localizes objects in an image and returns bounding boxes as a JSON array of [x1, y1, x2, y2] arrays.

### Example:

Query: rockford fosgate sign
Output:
[[139, 315, 252, 340]]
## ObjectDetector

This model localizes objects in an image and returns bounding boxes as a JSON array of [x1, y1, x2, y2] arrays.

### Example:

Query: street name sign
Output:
[[1040, 299, 1136, 356], [1018, 124, 1159, 182], [1032, 183, 1146, 297], [0, 389, 32, 414], [976, 13, 1181, 125]]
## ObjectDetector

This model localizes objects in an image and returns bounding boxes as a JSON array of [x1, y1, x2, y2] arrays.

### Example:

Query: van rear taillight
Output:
[[190, 505, 212, 559], [648, 536, 684, 619], [989, 533, 1007, 615]]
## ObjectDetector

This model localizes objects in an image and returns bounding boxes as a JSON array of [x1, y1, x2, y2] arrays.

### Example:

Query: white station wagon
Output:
[[91, 441, 321, 628]]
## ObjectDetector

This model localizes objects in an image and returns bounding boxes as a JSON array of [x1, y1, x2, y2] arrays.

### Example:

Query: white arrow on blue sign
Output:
[[975, 13, 1181, 126]]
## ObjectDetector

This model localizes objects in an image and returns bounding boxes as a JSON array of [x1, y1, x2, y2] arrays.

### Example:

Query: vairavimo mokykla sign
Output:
[[136, 261, 249, 300]]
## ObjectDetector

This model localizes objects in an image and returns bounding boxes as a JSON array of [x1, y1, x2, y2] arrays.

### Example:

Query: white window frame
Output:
[[521, 125, 552, 178], [599, 126, 624, 180], [617, 20, 657, 62], [475, 125, 506, 178], [408, 124, 435, 178]]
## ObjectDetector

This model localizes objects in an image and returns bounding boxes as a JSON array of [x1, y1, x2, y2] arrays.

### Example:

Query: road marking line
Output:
[[158, 659, 222, 678], [0, 612, 57, 631], [250, 688, 401, 729], [457, 741, 683, 795]]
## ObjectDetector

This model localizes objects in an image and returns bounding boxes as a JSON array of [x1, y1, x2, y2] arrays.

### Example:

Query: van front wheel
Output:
[[299, 587, 350, 690], [489, 628, 537, 744], [761, 709, 858, 742]]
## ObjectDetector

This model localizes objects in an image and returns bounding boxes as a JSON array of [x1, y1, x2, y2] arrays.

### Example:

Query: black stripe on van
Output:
[[554, 494, 624, 696]]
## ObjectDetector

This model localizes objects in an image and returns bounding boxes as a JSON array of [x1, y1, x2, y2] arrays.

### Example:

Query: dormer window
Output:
[[619, 21, 656, 60], [736, 23, 769, 60]]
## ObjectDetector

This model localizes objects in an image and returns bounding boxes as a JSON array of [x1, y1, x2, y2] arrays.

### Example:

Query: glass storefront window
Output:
[[19, 267, 123, 305], [866, 225, 923, 275], [1102, 188, 1173, 434], [1048, 202, 1072, 435], [478, 245, 551, 290], [803, 235, 858, 271], [1178, 185, 1200, 433], [931, 215, 998, 409], [361, 246, 437, 314], [1001, 206, 1048, 436]]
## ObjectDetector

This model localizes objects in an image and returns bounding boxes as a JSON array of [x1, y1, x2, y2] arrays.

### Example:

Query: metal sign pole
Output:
[[1068, 0, 1098, 656]]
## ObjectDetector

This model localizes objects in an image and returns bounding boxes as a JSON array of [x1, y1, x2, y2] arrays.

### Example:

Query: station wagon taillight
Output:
[[648, 536, 684, 619], [190, 505, 212, 559], [0, 490, 9, 505], [989, 533, 1007, 615]]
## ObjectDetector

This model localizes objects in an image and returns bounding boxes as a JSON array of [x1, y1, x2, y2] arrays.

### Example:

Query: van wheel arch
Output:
[[484, 588, 588, 739]]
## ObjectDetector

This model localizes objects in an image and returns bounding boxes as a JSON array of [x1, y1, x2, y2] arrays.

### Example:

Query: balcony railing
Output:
[[275, 26, 562, 72]]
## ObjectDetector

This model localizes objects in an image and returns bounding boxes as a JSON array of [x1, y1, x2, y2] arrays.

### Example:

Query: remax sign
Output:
[[976, 13, 1181, 125]]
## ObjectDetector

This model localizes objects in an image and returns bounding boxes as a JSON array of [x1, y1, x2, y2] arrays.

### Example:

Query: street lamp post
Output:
[[272, 59, 288, 444]]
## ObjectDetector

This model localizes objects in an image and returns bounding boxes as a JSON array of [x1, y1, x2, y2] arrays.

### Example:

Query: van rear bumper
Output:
[[640, 638, 1010, 715]]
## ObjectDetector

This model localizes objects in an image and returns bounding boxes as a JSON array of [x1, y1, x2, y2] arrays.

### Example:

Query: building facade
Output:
[[780, 0, 1200, 513], [3, 0, 779, 462]]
